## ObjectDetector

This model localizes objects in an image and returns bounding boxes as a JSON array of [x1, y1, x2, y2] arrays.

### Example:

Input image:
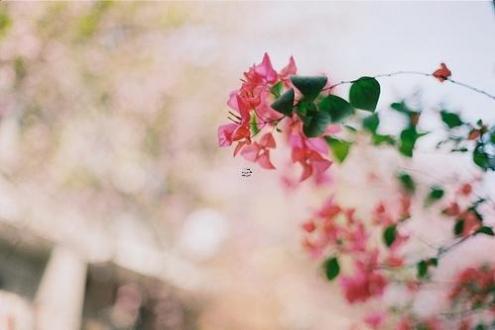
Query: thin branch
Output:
[[324, 71, 495, 101]]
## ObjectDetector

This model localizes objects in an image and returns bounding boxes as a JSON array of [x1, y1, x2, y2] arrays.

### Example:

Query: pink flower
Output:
[[292, 147, 332, 181], [345, 223, 368, 253], [339, 251, 387, 303], [286, 118, 333, 181], [218, 123, 238, 147], [279, 56, 297, 85], [218, 95, 252, 150], [240, 132, 276, 169], [254, 53, 278, 84], [364, 311, 386, 329], [396, 318, 413, 330]]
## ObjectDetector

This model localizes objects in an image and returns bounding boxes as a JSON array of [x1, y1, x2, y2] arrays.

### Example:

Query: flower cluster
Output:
[[301, 196, 410, 304], [219, 54, 495, 328], [449, 265, 495, 313], [218, 54, 333, 181]]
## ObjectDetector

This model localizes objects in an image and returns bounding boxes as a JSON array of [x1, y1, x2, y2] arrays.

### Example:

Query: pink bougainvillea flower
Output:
[[339, 251, 387, 303], [459, 210, 481, 236], [217, 123, 238, 147], [340, 269, 387, 303], [432, 62, 452, 82], [301, 220, 316, 233], [364, 311, 386, 329], [278, 56, 297, 85], [317, 198, 341, 218], [218, 94, 253, 153], [240, 132, 276, 169], [285, 118, 333, 181], [449, 265, 495, 311], [345, 222, 369, 253], [254, 89, 284, 124], [254, 53, 278, 84], [292, 147, 332, 181]]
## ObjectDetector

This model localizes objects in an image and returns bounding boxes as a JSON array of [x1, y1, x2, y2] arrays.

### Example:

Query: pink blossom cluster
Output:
[[217, 54, 333, 181], [301, 196, 410, 304]]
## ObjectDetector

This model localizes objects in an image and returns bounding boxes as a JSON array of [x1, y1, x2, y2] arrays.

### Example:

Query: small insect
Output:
[[241, 168, 253, 177]]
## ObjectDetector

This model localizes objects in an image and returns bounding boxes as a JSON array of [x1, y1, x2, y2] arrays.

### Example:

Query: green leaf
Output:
[[249, 115, 260, 136], [325, 137, 352, 163], [473, 143, 495, 171], [323, 256, 340, 281], [454, 219, 464, 237], [391, 101, 414, 114], [425, 186, 444, 206], [296, 100, 316, 118], [303, 111, 332, 138], [271, 89, 294, 116], [440, 111, 464, 129], [429, 257, 438, 267], [383, 224, 397, 247], [291, 75, 327, 100], [417, 260, 428, 278], [476, 226, 495, 236], [372, 134, 395, 146], [490, 128, 495, 144], [349, 77, 380, 111], [398, 172, 415, 194], [270, 81, 283, 98], [319, 95, 354, 122], [362, 113, 379, 133], [399, 127, 425, 157]]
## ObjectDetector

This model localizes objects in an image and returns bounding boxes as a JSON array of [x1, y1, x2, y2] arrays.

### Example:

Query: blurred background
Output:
[[0, 1, 493, 329]]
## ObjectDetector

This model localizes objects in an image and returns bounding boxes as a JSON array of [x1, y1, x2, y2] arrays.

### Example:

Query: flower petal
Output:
[[255, 53, 277, 83], [240, 143, 259, 162], [257, 151, 276, 169], [218, 123, 237, 147], [259, 132, 276, 148]]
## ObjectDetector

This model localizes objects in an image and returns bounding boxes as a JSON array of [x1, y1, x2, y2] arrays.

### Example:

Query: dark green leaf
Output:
[[291, 75, 327, 100], [391, 101, 414, 114], [454, 219, 464, 236], [296, 100, 316, 118], [319, 95, 354, 122], [349, 77, 380, 111], [428, 257, 438, 267], [490, 128, 495, 144], [473, 143, 495, 171], [362, 113, 379, 133], [440, 111, 464, 129], [323, 256, 340, 281], [383, 224, 397, 247], [425, 186, 444, 206], [325, 137, 352, 163], [476, 226, 495, 236], [398, 172, 415, 194], [417, 260, 428, 278], [271, 89, 294, 116], [303, 111, 332, 137]]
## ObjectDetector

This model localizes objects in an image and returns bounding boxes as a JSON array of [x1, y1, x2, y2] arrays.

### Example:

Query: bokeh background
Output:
[[0, 1, 494, 329]]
